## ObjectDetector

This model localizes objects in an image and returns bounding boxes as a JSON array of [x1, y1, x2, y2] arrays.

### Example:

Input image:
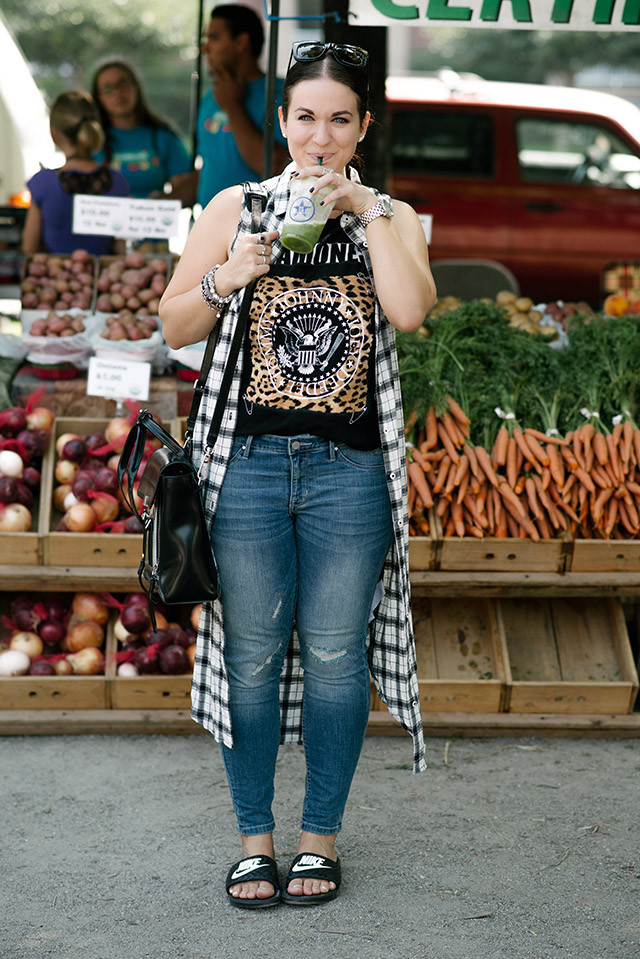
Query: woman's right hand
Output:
[[215, 229, 280, 298]]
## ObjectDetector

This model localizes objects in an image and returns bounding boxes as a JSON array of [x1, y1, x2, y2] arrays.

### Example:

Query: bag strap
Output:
[[185, 182, 268, 451], [117, 410, 185, 519]]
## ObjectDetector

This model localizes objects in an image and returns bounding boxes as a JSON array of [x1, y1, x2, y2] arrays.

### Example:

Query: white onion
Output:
[[0, 450, 24, 478], [63, 491, 80, 510], [0, 649, 31, 676], [117, 662, 140, 677]]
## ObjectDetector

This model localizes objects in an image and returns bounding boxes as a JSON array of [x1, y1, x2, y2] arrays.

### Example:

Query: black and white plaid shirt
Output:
[[190, 163, 426, 773]]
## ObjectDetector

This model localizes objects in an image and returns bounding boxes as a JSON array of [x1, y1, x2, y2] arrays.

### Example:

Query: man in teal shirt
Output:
[[179, 4, 289, 209]]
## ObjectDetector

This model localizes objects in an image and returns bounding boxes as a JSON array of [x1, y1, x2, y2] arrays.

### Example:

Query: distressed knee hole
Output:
[[308, 645, 348, 663], [250, 644, 283, 677]]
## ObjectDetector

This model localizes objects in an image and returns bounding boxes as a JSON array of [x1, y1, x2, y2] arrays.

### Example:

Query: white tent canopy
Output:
[[0, 16, 56, 203]]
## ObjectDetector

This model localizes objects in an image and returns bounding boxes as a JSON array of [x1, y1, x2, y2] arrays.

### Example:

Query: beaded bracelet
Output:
[[201, 264, 234, 312]]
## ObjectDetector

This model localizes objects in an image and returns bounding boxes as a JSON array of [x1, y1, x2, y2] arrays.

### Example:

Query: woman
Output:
[[22, 91, 129, 255], [91, 60, 191, 200], [160, 41, 436, 909]]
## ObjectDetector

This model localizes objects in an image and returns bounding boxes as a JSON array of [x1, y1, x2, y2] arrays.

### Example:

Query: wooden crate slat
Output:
[[551, 599, 622, 682], [499, 598, 561, 682]]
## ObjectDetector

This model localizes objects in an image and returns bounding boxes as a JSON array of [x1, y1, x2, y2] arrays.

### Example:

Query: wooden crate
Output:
[[42, 416, 142, 568], [433, 512, 570, 572], [570, 539, 640, 573], [409, 597, 506, 712], [105, 605, 193, 709], [497, 597, 639, 714], [0, 495, 44, 566], [0, 593, 107, 710]]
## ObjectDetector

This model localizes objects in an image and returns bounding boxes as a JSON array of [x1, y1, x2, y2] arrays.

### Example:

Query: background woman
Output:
[[160, 40, 436, 910], [91, 59, 191, 200], [22, 90, 129, 254]]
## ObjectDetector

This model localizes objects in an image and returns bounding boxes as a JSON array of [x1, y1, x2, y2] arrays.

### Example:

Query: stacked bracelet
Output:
[[201, 264, 234, 314]]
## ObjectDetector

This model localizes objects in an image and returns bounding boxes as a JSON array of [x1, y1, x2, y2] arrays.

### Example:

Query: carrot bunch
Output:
[[406, 406, 640, 541]]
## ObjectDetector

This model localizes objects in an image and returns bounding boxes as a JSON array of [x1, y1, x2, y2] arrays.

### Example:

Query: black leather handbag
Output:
[[117, 184, 267, 626]]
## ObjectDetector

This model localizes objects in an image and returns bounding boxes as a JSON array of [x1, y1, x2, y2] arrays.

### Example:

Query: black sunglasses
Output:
[[289, 42, 369, 71]]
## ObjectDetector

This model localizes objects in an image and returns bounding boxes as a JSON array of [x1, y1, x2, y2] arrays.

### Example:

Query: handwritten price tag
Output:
[[87, 357, 151, 401], [73, 195, 181, 239]]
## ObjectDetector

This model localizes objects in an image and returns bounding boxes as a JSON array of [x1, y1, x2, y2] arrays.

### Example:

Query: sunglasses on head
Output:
[[289, 42, 369, 71]]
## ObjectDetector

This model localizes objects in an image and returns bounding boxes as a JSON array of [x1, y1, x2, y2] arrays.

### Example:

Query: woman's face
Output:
[[95, 67, 139, 122], [279, 77, 369, 174]]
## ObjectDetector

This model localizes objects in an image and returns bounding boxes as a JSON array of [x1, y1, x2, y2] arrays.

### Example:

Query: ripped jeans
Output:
[[211, 433, 393, 836]]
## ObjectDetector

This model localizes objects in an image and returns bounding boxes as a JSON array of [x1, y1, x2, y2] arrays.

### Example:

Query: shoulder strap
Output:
[[184, 182, 267, 449]]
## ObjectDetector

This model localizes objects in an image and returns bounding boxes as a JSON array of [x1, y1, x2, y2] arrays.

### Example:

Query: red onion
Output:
[[144, 628, 170, 649], [22, 467, 41, 492], [121, 603, 151, 635], [124, 515, 143, 533], [61, 438, 88, 462], [71, 470, 96, 501], [13, 607, 37, 631], [0, 407, 28, 438], [44, 597, 68, 621], [133, 646, 159, 674], [30, 661, 57, 676], [14, 480, 34, 510], [93, 467, 119, 495], [38, 619, 66, 646], [0, 475, 18, 503], [159, 645, 189, 674], [84, 432, 108, 457], [167, 627, 191, 650]]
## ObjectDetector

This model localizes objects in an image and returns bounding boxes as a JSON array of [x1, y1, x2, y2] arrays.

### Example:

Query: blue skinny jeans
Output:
[[211, 433, 393, 836]]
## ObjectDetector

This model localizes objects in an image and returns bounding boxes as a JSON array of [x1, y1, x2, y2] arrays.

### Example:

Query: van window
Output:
[[391, 110, 494, 178], [516, 118, 640, 190]]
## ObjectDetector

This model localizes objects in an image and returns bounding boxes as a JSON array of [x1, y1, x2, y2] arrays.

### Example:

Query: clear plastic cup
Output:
[[280, 176, 335, 253]]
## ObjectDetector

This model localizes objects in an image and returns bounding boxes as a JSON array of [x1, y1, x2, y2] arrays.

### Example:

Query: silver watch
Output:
[[359, 196, 393, 227]]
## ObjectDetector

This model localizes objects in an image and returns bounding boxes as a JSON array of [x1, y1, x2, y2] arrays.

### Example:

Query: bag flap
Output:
[[138, 448, 173, 509]]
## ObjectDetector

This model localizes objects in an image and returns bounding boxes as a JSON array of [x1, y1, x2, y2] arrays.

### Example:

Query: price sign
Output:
[[73, 195, 181, 240], [87, 357, 151, 401]]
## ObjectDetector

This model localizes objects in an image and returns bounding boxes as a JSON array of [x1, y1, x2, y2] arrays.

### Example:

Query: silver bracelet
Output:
[[201, 264, 234, 309]]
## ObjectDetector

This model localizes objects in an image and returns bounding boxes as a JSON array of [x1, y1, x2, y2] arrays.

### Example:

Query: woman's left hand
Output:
[[293, 166, 377, 218]]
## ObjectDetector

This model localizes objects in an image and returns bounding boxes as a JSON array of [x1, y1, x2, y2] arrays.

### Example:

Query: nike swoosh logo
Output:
[[291, 862, 331, 872], [230, 857, 263, 880]]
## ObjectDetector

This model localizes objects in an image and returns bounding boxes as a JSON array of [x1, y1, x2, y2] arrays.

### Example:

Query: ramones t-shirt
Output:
[[236, 217, 380, 450]]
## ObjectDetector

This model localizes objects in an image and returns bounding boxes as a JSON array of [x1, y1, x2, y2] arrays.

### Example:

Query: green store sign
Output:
[[349, 0, 640, 28]]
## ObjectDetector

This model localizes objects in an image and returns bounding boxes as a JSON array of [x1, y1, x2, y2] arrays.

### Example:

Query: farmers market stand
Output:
[[1, 554, 638, 737]]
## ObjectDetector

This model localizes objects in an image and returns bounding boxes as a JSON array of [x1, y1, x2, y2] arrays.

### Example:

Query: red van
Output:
[[387, 74, 640, 304]]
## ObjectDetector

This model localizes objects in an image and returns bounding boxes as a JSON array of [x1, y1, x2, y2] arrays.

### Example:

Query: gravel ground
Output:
[[3, 733, 640, 959]]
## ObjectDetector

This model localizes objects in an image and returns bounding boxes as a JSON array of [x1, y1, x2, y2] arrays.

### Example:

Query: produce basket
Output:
[[42, 417, 143, 568], [372, 597, 506, 713], [0, 592, 108, 709], [105, 597, 196, 709], [497, 597, 639, 714]]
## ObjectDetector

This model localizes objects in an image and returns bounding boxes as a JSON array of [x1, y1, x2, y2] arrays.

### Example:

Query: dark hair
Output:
[[282, 55, 369, 125], [210, 4, 265, 58], [90, 59, 179, 163]]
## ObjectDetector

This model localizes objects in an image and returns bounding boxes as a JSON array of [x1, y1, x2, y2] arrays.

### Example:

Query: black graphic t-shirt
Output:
[[236, 217, 380, 449]]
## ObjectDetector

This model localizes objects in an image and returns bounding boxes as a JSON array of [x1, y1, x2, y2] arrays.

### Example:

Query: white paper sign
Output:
[[73, 195, 181, 239], [87, 356, 151, 401], [348, 0, 640, 29]]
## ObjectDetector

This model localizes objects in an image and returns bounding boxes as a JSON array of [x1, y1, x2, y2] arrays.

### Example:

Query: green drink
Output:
[[281, 176, 335, 253]]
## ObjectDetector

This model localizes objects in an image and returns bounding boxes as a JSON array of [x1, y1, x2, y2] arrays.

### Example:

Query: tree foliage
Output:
[[2, 0, 201, 143], [411, 27, 640, 84]]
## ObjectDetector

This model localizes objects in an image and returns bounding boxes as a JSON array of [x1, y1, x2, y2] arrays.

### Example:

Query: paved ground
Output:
[[3, 732, 639, 959]]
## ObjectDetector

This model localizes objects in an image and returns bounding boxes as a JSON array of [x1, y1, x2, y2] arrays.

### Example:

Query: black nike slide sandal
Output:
[[225, 854, 281, 909], [281, 853, 341, 906]]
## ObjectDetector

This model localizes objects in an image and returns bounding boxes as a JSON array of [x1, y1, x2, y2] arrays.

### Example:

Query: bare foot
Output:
[[287, 831, 338, 899], [228, 833, 277, 902]]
